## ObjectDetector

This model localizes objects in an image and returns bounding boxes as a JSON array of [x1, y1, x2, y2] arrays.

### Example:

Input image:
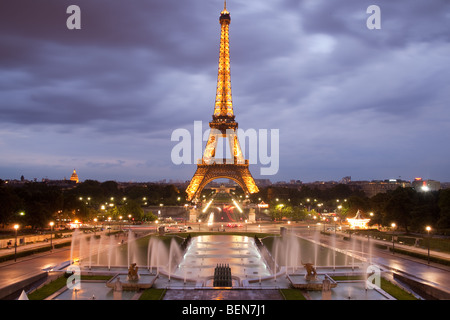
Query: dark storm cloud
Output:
[[0, 0, 218, 130]]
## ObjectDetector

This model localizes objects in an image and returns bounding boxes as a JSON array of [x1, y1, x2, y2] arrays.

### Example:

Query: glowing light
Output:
[[232, 199, 243, 213], [202, 199, 214, 213], [207, 212, 214, 226], [347, 210, 370, 230], [258, 201, 269, 208], [69, 220, 82, 229]]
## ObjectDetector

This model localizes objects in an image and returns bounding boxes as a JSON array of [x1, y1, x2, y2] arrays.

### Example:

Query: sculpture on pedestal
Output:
[[127, 263, 139, 281]]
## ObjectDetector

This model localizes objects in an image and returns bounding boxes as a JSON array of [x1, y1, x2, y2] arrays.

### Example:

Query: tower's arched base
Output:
[[186, 163, 259, 203]]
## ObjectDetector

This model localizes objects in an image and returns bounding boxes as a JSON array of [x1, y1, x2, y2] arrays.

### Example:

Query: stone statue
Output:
[[302, 262, 317, 281], [113, 277, 123, 300], [113, 277, 123, 292], [322, 278, 332, 300], [128, 263, 139, 281]]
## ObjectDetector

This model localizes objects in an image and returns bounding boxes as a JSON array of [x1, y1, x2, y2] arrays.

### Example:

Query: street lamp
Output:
[[333, 217, 337, 235], [391, 223, 396, 254], [49, 221, 54, 252], [13, 224, 19, 262], [426, 226, 432, 265], [93, 218, 98, 235]]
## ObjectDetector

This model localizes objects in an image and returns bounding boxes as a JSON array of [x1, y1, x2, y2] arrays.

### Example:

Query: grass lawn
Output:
[[280, 289, 307, 300], [28, 275, 113, 300], [139, 288, 167, 300]]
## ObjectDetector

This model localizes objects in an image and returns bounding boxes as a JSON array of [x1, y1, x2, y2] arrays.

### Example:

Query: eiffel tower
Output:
[[186, 2, 259, 203]]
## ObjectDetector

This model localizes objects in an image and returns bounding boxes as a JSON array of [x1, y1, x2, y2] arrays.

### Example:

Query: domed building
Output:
[[70, 169, 79, 183]]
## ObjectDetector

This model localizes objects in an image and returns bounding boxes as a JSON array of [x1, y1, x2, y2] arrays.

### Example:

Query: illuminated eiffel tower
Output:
[[186, 2, 259, 202]]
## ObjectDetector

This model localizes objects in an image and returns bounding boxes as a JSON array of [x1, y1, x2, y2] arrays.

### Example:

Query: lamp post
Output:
[[426, 226, 431, 265], [14, 224, 19, 262], [391, 223, 396, 254], [333, 217, 337, 235], [49, 221, 54, 252], [93, 218, 97, 235]]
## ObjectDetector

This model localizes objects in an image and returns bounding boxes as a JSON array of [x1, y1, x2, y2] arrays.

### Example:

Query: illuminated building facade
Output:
[[70, 169, 79, 183], [412, 178, 441, 192]]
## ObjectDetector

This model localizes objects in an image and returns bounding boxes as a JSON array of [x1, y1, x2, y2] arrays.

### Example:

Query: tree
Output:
[[368, 192, 390, 226], [122, 199, 144, 220], [0, 187, 22, 227], [15, 183, 63, 229], [144, 210, 158, 222], [289, 207, 308, 221], [341, 195, 370, 219], [100, 181, 121, 198], [409, 191, 439, 231], [438, 189, 450, 229], [384, 187, 415, 232]]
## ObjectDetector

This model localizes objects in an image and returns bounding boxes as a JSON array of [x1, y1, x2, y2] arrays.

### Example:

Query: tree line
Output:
[[252, 184, 450, 234], [1, 179, 450, 234], [0, 180, 183, 229]]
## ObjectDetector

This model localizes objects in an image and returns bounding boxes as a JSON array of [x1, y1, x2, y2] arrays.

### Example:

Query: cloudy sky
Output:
[[1, 0, 449, 184]]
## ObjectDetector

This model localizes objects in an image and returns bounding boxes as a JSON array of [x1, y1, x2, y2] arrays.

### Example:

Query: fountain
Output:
[[173, 234, 271, 286], [287, 260, 337, 291], [59, 227, 394, 300]]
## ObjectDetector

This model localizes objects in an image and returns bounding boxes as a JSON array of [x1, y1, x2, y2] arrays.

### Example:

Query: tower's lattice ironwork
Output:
[[186, 3, 259, 202]]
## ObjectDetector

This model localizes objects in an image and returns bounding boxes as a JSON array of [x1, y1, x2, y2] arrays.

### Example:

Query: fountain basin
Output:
[[287, 274, 337, 291], [106, 274, 157, 291]]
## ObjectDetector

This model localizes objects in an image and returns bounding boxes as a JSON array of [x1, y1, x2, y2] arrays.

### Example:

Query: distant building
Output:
[[340, 176, 352, 184], [70, 169, 79, 183], [348, 180, 410, 197], [255, 179, 272, 187], [441, 182, 450, 190], [412, 178, 440, 192]]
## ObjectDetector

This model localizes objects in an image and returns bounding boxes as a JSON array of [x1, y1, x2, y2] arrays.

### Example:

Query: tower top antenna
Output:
[[221, 0, 229, 14]]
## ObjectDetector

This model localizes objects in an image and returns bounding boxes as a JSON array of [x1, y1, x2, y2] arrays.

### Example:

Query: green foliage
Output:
[[28, 276, 67, 300], [279, 289, 307, 300], [139, 288, 166, 300], [438, 189, 450, 228], [257, 184, 450, 232], [2, 179, 450, 233], [0, 180, 186, 229]]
